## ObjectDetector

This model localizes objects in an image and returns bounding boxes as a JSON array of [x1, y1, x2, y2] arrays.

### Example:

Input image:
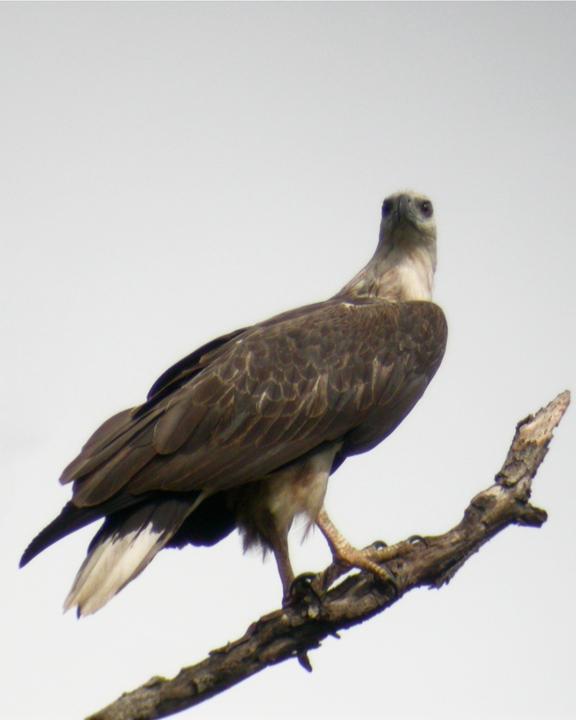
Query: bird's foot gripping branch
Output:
[[87, 391, 570, 720]]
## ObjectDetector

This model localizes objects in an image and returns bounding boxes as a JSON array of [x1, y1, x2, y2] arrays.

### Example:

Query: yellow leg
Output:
[[316, 508, 398, 584]]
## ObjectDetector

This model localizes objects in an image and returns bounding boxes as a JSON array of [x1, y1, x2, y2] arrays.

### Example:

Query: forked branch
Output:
[[88, 391, 570, 720]]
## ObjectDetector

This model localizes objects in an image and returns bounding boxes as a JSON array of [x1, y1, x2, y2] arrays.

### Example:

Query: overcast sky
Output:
[[1, 3, 575, 719]]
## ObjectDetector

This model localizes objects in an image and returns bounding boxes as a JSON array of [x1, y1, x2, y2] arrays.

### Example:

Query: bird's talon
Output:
[[286, 572, 322, 606], [407, 534, 427, 546], [372, 563, 399, 593], [367, 539, 388, 551]]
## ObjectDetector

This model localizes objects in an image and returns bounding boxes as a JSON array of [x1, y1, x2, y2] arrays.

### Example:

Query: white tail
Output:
[[64, 500, 193, 616]]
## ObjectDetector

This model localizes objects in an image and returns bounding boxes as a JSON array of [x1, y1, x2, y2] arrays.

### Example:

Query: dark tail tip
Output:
[[19, 502, 101, 569], [20, 524, 60, 567], [19, 544, 36, 568]]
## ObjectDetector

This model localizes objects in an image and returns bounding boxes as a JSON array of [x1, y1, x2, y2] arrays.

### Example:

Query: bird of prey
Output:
[[20, 190, 447, 616]]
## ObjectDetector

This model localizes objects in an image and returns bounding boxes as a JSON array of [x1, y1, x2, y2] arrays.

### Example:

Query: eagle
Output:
[[20, 190, 447, 616]]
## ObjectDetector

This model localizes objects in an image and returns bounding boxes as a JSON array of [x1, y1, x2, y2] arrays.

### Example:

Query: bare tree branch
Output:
[[87, 391, 570, 720]]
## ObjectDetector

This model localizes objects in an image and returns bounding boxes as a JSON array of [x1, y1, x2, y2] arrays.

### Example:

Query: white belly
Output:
[[234, 442, 341, 551]]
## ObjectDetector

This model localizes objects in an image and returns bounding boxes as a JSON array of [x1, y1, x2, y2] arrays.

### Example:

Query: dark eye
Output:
[[419, 200, 433, 218], [382, 198, 394, 217]]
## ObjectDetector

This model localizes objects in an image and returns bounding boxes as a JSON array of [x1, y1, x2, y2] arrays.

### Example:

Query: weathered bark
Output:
[[87, 391, 570, 720]]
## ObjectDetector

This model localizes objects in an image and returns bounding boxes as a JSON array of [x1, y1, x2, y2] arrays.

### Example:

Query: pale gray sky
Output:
[[1, 3, 574, 719]]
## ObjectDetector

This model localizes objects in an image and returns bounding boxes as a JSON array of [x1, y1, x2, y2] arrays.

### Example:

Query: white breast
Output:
[[396, 255, 433, 301]]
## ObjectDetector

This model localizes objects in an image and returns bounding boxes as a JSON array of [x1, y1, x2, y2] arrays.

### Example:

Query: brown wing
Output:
[[335, 300, 447, 465], [62, 299, 447, 508], [145, 327, 248, 403]]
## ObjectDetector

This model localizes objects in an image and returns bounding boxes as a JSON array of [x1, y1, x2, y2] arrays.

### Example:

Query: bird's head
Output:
[[335, 189, 438, 302], [378, 190, 436, 255]]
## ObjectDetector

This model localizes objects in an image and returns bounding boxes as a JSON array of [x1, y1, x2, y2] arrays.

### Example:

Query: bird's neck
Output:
[[336, 243, 436, 303]]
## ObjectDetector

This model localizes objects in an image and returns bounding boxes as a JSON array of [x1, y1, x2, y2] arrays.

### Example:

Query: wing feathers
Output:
[[72, 441, 156, 506], [81, 408, 135, 453], [60, 412, 159, 485], [62, 299, 447, 511], [153, 398, 210, 455]]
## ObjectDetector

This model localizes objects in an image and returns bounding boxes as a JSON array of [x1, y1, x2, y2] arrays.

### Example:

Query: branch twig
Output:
[[87, 391, 570, 720]]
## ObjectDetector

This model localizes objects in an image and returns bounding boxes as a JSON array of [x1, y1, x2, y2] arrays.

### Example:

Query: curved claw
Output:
[[366, 539, 388, 551], [286, 572, 321, 606], [372, 562, 399, 597]]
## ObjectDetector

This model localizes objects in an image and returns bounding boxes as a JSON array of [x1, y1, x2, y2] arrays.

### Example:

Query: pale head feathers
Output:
[[378, 189, 436, 258], [338, 190, 437, 303]]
